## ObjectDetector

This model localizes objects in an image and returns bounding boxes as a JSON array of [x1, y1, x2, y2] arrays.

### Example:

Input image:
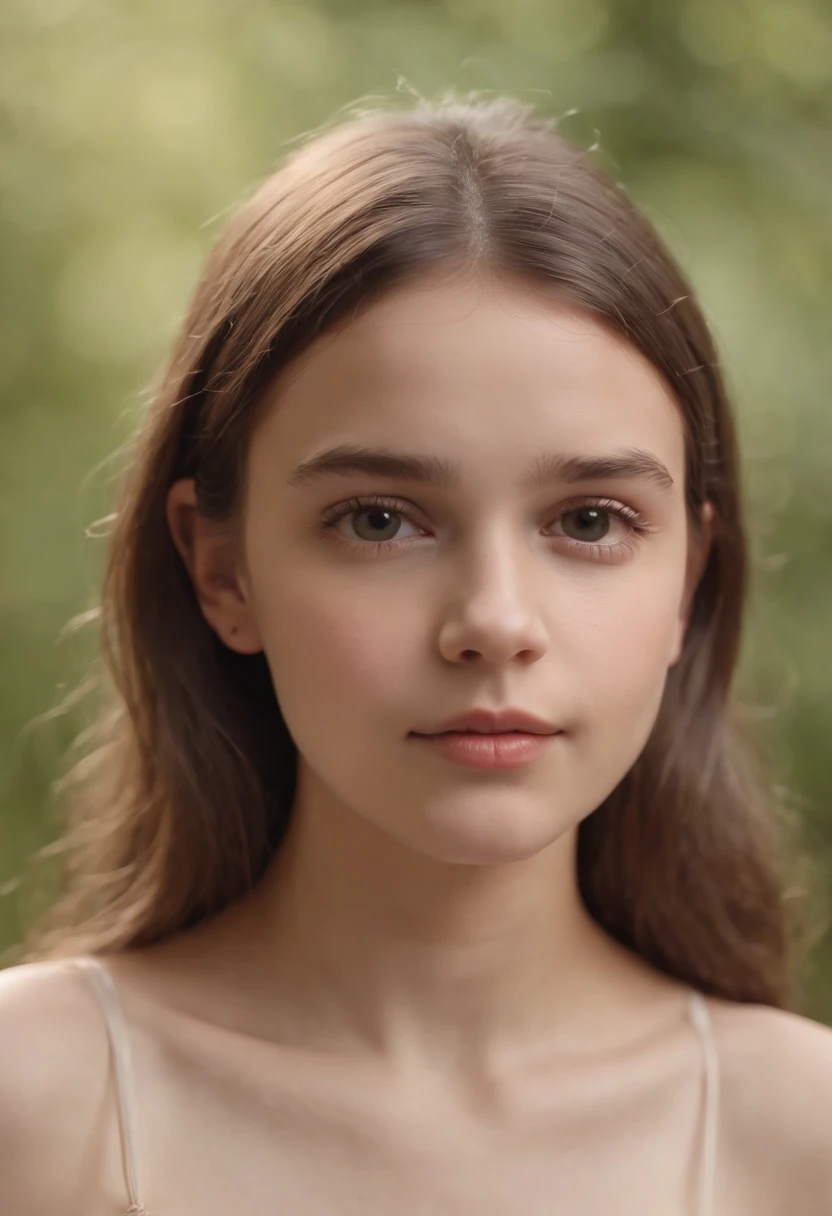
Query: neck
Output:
[[201, 770, 680, 1076]]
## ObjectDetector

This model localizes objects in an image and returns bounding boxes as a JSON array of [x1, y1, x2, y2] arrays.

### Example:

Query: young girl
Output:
[[1, 94, 831, 1216]]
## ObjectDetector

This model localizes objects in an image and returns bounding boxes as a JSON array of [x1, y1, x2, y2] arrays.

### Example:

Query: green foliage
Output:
[[2, 0, 831, 1013]]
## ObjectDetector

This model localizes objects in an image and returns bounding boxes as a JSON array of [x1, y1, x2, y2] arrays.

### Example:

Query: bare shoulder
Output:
[[0, 958, 112, 1213], [0, 956, 109, 1106], [707, 994, 832, 1210]]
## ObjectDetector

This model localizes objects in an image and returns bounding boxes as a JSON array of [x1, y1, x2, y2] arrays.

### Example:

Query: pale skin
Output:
[[2, 266, 832, 1214]]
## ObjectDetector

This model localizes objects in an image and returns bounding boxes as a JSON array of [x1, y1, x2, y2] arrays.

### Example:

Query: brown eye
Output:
[[350, 506, 404, 543], [559, 507, 611, 543], [321, 495, 424, 548]]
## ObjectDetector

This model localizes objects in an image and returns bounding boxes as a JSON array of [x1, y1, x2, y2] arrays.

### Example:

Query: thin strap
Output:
[[688, 989, 719, 1216], [75, 956, 148, 1215]]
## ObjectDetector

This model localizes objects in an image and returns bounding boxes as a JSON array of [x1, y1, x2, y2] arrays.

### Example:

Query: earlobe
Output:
[[225, 619, 262, 654], [165, 479, 263, 655], [668, 621, 686, 669]]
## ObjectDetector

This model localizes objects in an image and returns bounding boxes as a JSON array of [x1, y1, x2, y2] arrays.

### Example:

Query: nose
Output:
[[436, 544, 550, 667]]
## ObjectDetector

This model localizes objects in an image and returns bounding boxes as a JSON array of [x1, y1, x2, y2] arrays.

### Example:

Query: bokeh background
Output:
[[2, 0, 831, 1016]]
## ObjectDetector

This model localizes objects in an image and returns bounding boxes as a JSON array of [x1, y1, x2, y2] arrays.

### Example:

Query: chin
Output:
[[396, 804, 571, 866]]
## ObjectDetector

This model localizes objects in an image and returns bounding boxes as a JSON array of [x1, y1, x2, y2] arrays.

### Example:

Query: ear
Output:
[[668, 500, 715, 668], [165, 478, 263, 655]]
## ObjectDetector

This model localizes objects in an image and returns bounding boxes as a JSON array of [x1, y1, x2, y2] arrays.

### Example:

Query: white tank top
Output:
[[75, 954, 721, 1216]]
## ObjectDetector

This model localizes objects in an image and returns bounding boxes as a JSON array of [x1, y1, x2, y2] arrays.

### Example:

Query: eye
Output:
[[555, 506, 621, 544], [545, 498, 648, 561], [345, 503, 419, 544], [319, 496, 425, 547]]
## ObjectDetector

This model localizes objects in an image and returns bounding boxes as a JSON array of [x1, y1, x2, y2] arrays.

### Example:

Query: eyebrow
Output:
[[288, 444, 675, 494]]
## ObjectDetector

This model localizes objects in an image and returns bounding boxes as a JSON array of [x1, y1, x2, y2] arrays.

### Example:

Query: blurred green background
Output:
[[1, 0, 831, 1016]]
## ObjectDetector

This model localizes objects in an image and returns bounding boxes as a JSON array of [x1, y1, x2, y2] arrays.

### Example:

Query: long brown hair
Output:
[[16, 92, 823, 1008]]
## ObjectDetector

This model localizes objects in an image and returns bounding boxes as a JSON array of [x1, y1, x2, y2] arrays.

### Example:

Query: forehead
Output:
[[252, 270, 686, 487]]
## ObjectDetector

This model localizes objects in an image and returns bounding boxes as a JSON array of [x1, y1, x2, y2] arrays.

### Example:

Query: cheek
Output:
[[572, 580, 679, 690], [561, 563, 685, 768], [253, 568, 415, 728]]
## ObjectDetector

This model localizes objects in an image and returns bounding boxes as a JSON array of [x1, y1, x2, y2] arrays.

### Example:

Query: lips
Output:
[[410, 726, 558, 770], [414, 707, 559, 736]]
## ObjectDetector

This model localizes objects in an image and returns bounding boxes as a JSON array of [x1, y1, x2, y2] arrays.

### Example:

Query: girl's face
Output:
[[203, 269, 710, 864]]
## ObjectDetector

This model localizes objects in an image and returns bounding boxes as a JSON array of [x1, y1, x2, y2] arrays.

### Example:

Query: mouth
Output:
[[408, 729, 561, 770], [425, 729, 538, 736], [414, 708, 560, 736]]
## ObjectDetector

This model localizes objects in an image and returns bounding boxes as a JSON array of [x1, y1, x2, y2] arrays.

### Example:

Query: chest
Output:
[[126, 1032, 715, 1216]]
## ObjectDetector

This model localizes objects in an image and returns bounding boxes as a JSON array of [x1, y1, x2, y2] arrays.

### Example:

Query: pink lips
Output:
[[412, 730, 556, 769], [417, 707, 559, 736]]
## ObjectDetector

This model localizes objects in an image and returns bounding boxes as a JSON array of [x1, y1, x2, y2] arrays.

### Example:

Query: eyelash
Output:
[[317, 494, 651, 563]]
